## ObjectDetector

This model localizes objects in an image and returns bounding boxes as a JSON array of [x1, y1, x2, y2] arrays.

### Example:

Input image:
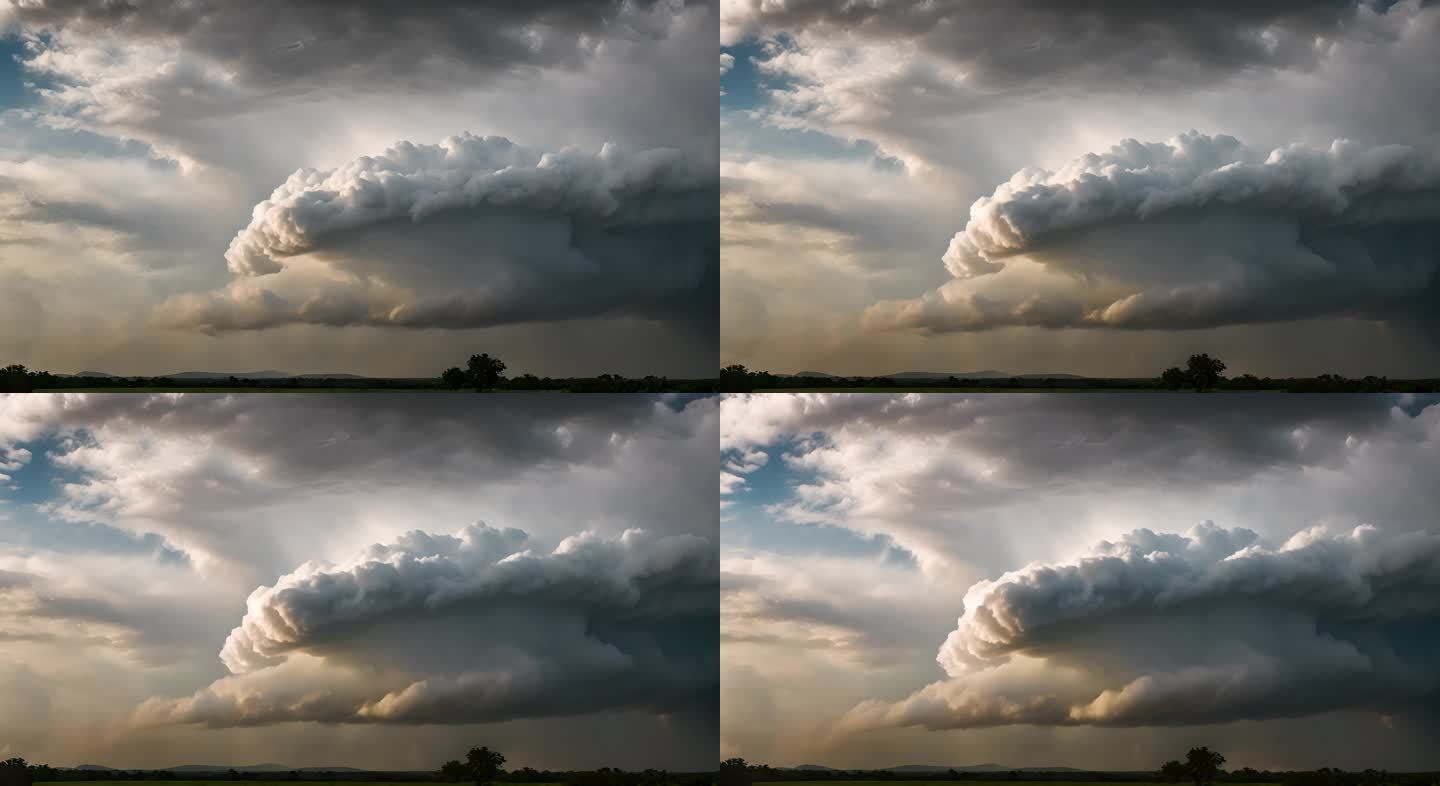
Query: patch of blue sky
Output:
[[723, 436, 917, 566], [720, 40, 769, 112], [0, 34, 33, 109], [722, 40, 902, 168], [0, 434, 188, 564], [723, 109, 900, 167]]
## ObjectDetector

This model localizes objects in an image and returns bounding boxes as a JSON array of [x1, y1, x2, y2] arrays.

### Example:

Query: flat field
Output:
[[766, 782, 1279, 786]]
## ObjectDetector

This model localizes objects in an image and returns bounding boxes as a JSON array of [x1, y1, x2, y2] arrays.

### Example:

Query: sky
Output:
[[720, 392, 1440, 771], [0, 392, 719, 771], [0, 0, 718, 378], [719, 0, 1440, 377]]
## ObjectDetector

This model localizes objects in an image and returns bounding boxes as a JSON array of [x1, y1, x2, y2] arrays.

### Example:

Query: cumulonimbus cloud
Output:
[[843, 522, 1440, 731], [154, 133, 719, 332], [135, 523, 718, 727], [866, 132, 1440, 334]]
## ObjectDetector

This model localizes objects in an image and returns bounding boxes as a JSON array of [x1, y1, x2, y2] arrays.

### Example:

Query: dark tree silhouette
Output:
[[718, 759, 752, 786], [440, 367, 468, 390], [466, 354, 507, 391], [465, 747, 507, 786], [1185, 354, 1227, 391], [720, 364, 753, 393], [1, 365, 39, 393], [1161, 760, 1188, 782], [439, 761, 469, 783], [1160, 366, 1187, 390], [0, 759, 33, 786], [1185, 747, 1226, 786]]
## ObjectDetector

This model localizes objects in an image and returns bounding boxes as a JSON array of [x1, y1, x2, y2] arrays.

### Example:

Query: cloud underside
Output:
[[845, 523, 1440, 731], [864, 133, 1440, 334], [723, 0, 1375, 86], [136, 524, 718, 727], [14, 0, 685, 86], [151, 135, 718, 332]]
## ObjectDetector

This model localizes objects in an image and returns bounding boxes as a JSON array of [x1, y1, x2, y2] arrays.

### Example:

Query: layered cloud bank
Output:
[[722, 0, 1374, 86], [865, 133, 1440, 334], [843, 522, 1440, 731], [155, 134, 718, 332], [0, 393, 718, 573], [137, 523, 718, 726], [13, 0, 682, 87]]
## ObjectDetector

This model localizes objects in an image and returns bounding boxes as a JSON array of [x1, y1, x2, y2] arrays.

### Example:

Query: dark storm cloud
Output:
[[12, 0, 698, 86], [865, 133, 1440, 334], [137, 523, 718, 727], [846, 523, 1440, 729], [154, 134, 719, 334], [726, 0, 1383, 88], [722, 392, 1427, 489], [0, 393, 720, 572], [3, 392, 703, 482]]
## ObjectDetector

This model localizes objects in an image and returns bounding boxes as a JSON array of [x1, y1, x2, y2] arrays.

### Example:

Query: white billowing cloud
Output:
[[844, 522, 1440, 730], [155, 133, 718, 332], [136, 523, 718, 727], [221, 135, 711, 277], [865, 132, 1440, 334], [720, 52, 735, 75]]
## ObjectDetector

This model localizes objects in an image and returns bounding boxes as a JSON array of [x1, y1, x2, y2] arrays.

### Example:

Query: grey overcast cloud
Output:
[[0, 393, 719, 770], [0, 0, 718, 377], [721, 393, 1440, 771], [719, 0, 1440, 377]]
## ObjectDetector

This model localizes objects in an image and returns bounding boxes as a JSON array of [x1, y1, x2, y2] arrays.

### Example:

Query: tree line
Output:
[[0, 750, 716, 786], [720, 356, 1440, 393], [0, 356, 717, 393], [717, 751, 1440, 786]]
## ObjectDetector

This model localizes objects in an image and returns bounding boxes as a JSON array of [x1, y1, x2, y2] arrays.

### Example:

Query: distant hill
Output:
[[791, 372, 838, 378], [72, 765, 115, 771], [885, 371, 1010, 380], [166, 764, 292, 773], [293, 373, 368, 379], [165, 371, 292, 380], [790, 765, 837, 771], [71, 371, 118, 378], [881, 760, 1008, 765]]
